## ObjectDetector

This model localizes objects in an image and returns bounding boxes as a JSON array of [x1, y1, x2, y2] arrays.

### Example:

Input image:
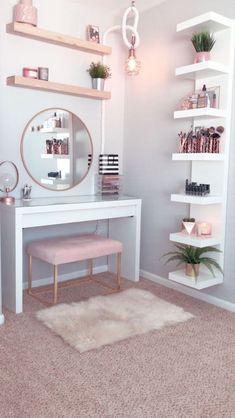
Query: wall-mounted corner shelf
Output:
[[169, 269, 223, 289], [177, 11, 233, 33], [6, 76, 111, 100], [6, 22, 112, 56], [169, 232, 221, 247], [175, 61, 229, 80], [171, 194, 222, 205], [172, 153, 225, 161], [174, 108, 226, 119]]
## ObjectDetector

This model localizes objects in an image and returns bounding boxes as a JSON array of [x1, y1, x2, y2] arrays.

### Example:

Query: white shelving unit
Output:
[[172, 153, 225, 161], [41, 154, 70, 159], [175, 61, 229, 79], [171, 194, 223, 205], [39, 128, 69, 134], [169, 12, 235, 289], [169, 232, 221, 247], [174, 108, 227, 119]]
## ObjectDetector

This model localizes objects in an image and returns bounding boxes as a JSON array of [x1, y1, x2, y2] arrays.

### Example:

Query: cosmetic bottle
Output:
[[197, 84, 210, 108]]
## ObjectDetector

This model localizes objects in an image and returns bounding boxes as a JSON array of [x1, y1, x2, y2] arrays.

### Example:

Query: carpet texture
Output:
[[36, 288, 193, 352], [1, 274, 235, 418]]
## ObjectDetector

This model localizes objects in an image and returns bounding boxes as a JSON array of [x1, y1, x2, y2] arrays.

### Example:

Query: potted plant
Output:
[[87, 61, 111, 91], [182, 217, 196, 235], [191, 31, 216, 63], [162, 244, 223, 279]]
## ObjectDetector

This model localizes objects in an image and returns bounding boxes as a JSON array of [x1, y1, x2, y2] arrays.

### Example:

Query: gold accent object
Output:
[[27, 253, 122, 306]]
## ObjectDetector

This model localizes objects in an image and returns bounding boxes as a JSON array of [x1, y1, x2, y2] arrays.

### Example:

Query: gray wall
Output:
[[123, 0, 235, 303]]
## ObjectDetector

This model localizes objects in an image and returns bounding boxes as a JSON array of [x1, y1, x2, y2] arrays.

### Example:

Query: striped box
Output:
[[99, 154, 119, 175]]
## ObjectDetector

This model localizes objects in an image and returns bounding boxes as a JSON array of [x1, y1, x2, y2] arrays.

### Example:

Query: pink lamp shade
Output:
[[14, 0, 38, 27]]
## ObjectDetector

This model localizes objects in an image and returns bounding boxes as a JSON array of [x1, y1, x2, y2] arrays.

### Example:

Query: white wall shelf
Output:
[[175, 61, 229, 80], [177, 11, 233, 33], [170, 232, 221, 247], [174, 108, 227, 119], [39, 128, 69, 134], [172, 153, 225, 161], [41, 154, 70, 159], [171, 194, 222, 205], [169, 269, 223, 289], [169, 11, 235, 290]]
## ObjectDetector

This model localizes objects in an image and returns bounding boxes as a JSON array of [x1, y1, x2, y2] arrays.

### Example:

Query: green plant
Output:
[[191, 31, 216, 52], [182, 217, 195, 222], [162, 244, 223, 277], [87, 62, 111, 79]]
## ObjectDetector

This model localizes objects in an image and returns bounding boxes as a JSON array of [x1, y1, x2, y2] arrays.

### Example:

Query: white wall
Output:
[[123, 0, 235, 303], [0, 0, 128, 309], [0, 0, 125, 198]]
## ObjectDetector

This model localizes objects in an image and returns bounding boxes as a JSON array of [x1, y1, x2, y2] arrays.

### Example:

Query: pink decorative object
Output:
[[182, 221, 196, 235], [194, 51, 211, 63], [14, 0, 38, 27], [22, 67, 38, 78], [197, 222, 212, 236]]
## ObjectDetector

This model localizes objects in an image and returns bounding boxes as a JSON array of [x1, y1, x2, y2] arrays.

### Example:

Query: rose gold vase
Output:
[[194, 51, 211, 63], [14, 0, 38, 27], [185, 263, 200, 278]]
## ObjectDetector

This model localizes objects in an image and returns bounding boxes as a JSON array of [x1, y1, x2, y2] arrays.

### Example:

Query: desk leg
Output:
[[1, 209, 23, 314], [108, 203, 141, 282]]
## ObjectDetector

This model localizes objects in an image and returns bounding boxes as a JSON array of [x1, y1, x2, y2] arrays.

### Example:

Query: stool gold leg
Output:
[[117, 253, 121, 290], [53, 265, 58, 304], [28, 255, 32, 294], [88, 259, 93, 277]]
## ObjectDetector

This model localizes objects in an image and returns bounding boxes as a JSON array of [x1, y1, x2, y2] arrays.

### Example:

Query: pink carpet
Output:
[[0, 274, 235, 418]]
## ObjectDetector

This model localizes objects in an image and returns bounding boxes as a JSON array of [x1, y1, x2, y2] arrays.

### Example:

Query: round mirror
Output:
[[21, 108, 93, 191]]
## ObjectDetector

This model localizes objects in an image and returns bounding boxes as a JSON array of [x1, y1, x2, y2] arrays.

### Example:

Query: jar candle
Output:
[[197, 222, 212, 236]]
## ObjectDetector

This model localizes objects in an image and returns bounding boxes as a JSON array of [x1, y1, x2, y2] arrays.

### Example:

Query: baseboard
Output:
[[23, 265, 108, 290], [0, 314, 5, 325], [140, 269, 235, 313]]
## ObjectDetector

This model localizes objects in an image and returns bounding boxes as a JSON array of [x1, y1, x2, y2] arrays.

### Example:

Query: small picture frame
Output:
[[87, 25, 100, 43]]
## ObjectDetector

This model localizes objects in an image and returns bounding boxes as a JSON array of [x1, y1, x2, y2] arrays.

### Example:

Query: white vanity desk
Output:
[[1, 195, 141, 314]]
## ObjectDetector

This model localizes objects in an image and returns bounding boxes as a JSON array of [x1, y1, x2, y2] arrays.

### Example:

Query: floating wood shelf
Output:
[[6, 22, 112, 56], [7, 76, 111, 100]]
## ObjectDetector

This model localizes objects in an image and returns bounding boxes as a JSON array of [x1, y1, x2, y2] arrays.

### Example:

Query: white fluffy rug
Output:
[[36, 288, 194, 352]]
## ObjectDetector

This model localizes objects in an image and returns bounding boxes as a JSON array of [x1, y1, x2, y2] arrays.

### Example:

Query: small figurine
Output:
[[22, 184, 32, 201]]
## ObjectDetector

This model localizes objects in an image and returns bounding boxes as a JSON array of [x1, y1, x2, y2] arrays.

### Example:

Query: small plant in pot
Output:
[[191, 31, 216, 63], [87, 61, 111, 91], [162, 244, 223, 280]]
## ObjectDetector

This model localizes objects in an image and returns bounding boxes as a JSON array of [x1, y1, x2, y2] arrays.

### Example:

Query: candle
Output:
[[197, 222, 212, 236]]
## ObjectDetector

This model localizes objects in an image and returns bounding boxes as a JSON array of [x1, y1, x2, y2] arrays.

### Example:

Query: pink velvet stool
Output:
[[26, 234, 122, 306]]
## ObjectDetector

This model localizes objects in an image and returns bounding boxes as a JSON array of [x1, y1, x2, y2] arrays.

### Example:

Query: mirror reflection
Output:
[[21, 108, 93, 191]]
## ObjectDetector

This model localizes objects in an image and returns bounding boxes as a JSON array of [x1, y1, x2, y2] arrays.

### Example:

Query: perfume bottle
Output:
[[197, 84, 210, 108]]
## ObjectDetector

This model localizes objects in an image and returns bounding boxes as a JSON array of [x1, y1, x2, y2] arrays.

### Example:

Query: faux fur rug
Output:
[[36, 288, 194, 352]]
